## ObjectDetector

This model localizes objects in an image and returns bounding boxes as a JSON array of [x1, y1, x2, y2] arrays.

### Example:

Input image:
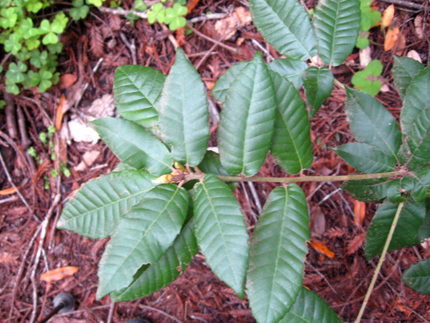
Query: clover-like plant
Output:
[[351, 59, 383, 96], [56, 0, 430, 322], [147, 1, 187, 30]]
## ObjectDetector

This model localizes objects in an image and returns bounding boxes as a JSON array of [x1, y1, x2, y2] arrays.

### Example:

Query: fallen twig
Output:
[[138, 304, 183, 323]]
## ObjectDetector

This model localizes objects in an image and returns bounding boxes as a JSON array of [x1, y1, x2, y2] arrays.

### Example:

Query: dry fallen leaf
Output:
[[346, 232, 366, 255], [359, 46, 372, 68], [40, 266, 79, 283], [381, 4, 395, 29], [74, 150, 101, 172], [414, 15, 424, 39], [395, 33, 406, 56], [214, 7, 252, 40], [55, 94, 66, 131], [59, 74, 78, 90], [384, 18, 399, 51], [0, 186, 17, 195], [310, 205, 326, 238], [310, 240, 335, 258], [407, 50, 422, 63], [353, 200, 366, 226]]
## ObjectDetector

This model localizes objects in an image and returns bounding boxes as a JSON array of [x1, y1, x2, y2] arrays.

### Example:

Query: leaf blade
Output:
[[392, 56, 425, 100], [249, 0, 317, 60], [89, 117, 172, 176], [218, 52, 277, 176], [193, 174, 249, 298], [247, 185, 310, 323], [57, 170, 156, 239], [113, 65, 165, 129], [313, 0, 361, 67], [159, 48, 210, 166], [96, 184, 189, 298], [267, 58, 308, 90], [402, 259, 430, 294], [212, 61, 248, 103], [269, 70, 313, 174], [303, 66, 334, 117]]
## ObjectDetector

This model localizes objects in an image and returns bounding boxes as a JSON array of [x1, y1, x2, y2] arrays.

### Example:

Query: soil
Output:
[[1, 0, 430, 322]]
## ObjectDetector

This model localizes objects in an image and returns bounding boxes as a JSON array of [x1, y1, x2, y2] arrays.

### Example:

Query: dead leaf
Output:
[[310, 205, 326, 238], [0, 186, 17, 195], [66, 118, 100, 144], [325, 227, 347, 239], [353, 200, 366, 226], [205, 81, 215, 91], [380, 84, 390, 92], [346, 232, 366, 255], [359, 46, 372, 68], [55, 94, 66, 131], [59, 74, 77, 90], [310, 240, 335, 258], [40, 266, 79, 283], [395, 33, 406, 56], [381, 4, 395, 29], [384, 18, 399, 51], [90, 26, 105, 57], [74, 150, 101, 172], [407, 50, 422, 63], [414, 15, 424, 39], [214, 7, 252, 40]]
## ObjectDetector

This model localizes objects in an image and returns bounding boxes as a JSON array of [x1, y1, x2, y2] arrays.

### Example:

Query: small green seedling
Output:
[[147, 1, 188, 30], [356, 0, 381, 49], [351, 59, 383, 96]]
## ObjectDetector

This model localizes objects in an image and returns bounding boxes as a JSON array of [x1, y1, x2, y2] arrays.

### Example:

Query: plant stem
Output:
[[354, 201, 405, 323], [185, 171, 402, 184]]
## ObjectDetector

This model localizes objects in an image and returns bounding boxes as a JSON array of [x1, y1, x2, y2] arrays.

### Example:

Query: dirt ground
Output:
[[1, 0, 430, 322]]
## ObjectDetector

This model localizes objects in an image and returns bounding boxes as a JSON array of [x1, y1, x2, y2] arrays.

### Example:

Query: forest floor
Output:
[[1, 0, 430, 322]]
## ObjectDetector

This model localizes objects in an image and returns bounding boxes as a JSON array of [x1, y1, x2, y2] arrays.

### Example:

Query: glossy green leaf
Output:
[[400, 65, 430, 137], [365, 199, 427, 260], [411, 168, 430, 202], [218, 52, 277, 176], [279, 287, 342, 323], [392, 56, 425, 100], [332, 142, 396, 174], [313, 0, 360, 67], [197, 150, 237, 191], [249, 0, 317, 60], [212, 62, 248, 103], [341, 176, 388, 203], [96, 184, 189, 299], [304, 67, 334, 117], [403, 259, 430, 294], [57, 170, 156, 239], [247, 185, 309, 323], [111, 218, 198, 301], [113, 65, 165, 129], [387, 178, 412, 203], [90, 117, 172, 176], [345, 88, 401, 160], [269, 70, 313, 174], [159, 48, 210, 166], [267, 58, 308, 90], [193, 174, 249, 298]]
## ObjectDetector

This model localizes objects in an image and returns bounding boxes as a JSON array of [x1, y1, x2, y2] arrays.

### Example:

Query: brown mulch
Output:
[[1, 0, 430, 322]]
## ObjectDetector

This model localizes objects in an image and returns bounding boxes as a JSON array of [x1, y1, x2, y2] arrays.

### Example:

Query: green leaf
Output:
[[279, 287, 342, 323], [39, 19, 51, 34], [410, 168, 430, 202], [159, 48, 210, 166], [57, 170, 156, 238], [269, 70, 313, 174], [392, 56, 425, 100], [341, 176, 388, 203], [197, 150, 237, 191], [113, 65, 165, 129], [96, 184, 189, 299], [193, 174, 249, 298], [212, 61, 248, 103], [345, 88, 401, 160], [247, 185, 309, 323], [403, 259, 430, 294], [111, 217, 198, 301], [89, 117, 172, 176], [387, 178, 412, 203], [313, 0, 361, 67], [249, 0, 317, 60], [303, 66, 334, 117], [400, 65, 430, 137], [332, 142, 396, 174], [168, 16, 186, 30], [267, 58, 308, 90], [218, 52, 277, 176], [70, 5, 89, 20], [365, 199, 427, 260], [42, 32, 58, 45], [356, 36, 369, 49]]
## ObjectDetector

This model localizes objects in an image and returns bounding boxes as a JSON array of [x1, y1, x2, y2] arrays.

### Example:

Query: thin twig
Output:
[[8, 225, 42, 322], [138, 304, 183, 323], [120, 32, 137, 65], [28, 194, 61, 323], [107, 301, 116, 323], [251, 39, 274, 62], [4, 92, 18, 139], [186, 23, 238, 54], [354, 202, 405, 323], [0, 150, 32, 212], [379, 0, 423, 11]]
